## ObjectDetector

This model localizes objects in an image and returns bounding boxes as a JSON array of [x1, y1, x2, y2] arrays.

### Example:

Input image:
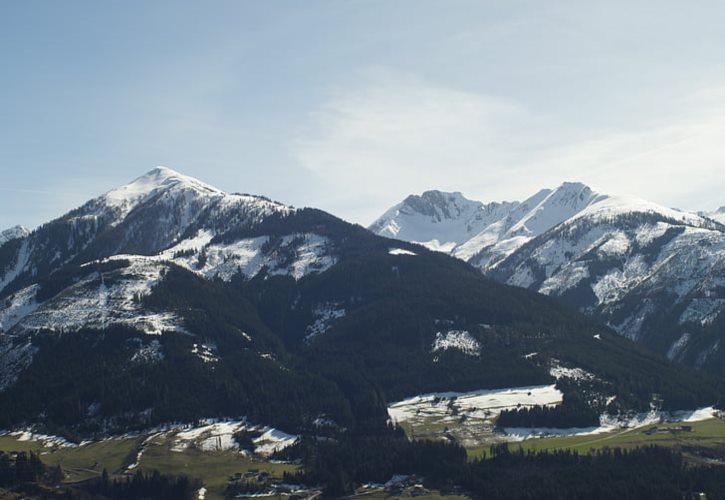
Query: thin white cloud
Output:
[[292, 70, 538, 222], [293, 70, 725, 223], [528, 87, 725, 210]]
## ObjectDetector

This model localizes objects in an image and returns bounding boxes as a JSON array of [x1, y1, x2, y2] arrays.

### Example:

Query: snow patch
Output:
[[168, 419, 298, 456], [252, 428, 299, 456], [0, 430, 76, 448], [388, 248, 417, 256], [666, 332, 690, 361], [191, 343, 219, 364], [388, 385, 562, 425], [549, 360, 595, 381], [305, 304, 346, 340], [431, 330, 481, 361]]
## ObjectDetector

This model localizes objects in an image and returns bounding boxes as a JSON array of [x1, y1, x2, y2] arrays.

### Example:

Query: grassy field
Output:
[[0, 432, 299, 500], [137, 433, 299, 500], [468, 418, 725, 460], [44, 438, 142, 482], [0, 436, 49, 454]]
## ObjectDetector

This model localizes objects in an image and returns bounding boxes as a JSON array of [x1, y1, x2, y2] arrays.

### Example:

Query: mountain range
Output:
[[1, 167, 719, 438], [370, 183, 725, 374]]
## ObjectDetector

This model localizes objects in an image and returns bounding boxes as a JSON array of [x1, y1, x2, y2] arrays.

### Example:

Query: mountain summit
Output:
[[369, 190, 518, 253]]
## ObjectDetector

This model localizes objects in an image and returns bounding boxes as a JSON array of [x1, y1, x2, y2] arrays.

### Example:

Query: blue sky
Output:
[[3, 1, 725, 229]]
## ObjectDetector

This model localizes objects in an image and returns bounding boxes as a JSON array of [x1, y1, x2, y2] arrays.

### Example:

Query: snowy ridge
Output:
[[0, 225, 29, 247], [370, 182, 609, 268]]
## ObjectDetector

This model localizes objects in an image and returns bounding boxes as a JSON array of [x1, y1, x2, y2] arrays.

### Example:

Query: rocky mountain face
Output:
[[371, 185, 725, 374]]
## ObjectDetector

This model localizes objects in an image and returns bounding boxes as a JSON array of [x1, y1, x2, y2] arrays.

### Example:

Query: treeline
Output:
[[280, 434, 725, 500], [463, 444, 725, 500], [0, 450, 56, 488], [77, 469, 201, 500]]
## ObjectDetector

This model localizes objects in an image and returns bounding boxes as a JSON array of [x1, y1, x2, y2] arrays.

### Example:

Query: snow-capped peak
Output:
[[369, 190, 518, 253], [0, 225, 30, 246], [506, 182, 607, 238], [102, 166, 222, 212]]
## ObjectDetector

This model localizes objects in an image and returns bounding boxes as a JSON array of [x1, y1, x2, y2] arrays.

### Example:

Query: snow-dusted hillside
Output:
[[372, 184, 725, 370], [0, 167, 334, 300], [0, 257, 183, 335]]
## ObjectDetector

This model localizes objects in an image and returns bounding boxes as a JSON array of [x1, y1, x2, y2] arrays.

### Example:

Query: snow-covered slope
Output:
[[491, 196, 725, 367], [372, 183, 725, 371], [0, 257, 183, 335], [0, 167, 334, 300]]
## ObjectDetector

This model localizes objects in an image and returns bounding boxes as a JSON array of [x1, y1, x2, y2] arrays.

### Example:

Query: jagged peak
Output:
[[554, 181, 592, 191], [405, 190, 476, 206]]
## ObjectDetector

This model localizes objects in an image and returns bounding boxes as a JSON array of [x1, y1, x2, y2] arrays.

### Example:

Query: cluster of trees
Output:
[[497, 394, 600, 429], [78, 469, 201, 500], [0, 451, 53, 488], [462, 445, 725, 500], [0, 323, 354, 436], [277, 427, 467, 497], [279, 434, 725, 500]]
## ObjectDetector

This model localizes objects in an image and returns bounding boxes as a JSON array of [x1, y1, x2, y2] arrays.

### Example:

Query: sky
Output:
[[2, 1, 725, 230]]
